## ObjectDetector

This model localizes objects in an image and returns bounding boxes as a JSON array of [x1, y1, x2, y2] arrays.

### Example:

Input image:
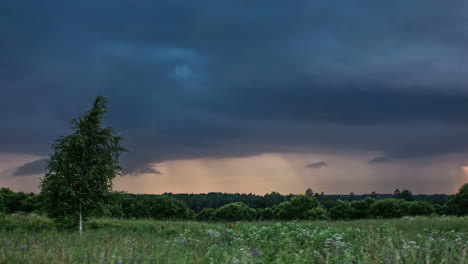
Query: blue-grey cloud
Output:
[[135, 167, 162, 175], [1, 0, 468, 175], [369, 156, 393, 164], [12, 159, 47, 176], [305, 162, 327, 169]]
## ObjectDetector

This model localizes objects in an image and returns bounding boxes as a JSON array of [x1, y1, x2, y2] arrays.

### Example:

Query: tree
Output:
[[370, 198, 408, 219], [151, 195, 195, 220], [407, 201, 435, 216], [329, 200, 355, 220], [305, 188, 314, 197], [0, 193, 5, 216], [212, 202, 256, 221], [306, 206, 329, 220], [394, 188, 401, 196], [274, 195, 321, 220], [397, 189, 413, 201], [446, 183, 468, 216], [197, 208, 216, 221], [256, 208, 275, 221], [350, 197, 375, 219], [40, 95, 127, 231]]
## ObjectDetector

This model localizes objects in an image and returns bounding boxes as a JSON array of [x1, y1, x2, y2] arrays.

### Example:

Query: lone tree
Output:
[[40, 95, 127, 231]]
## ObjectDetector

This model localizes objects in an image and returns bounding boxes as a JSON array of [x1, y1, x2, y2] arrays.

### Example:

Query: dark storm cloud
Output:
[[12, 159, 47, 176], [133, 167, 162, 175], [305, 162, 327, 169], [2, 0, 468, 174]]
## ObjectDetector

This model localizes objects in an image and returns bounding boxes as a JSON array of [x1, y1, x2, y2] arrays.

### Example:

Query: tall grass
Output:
[[1, 215, 466, 264]]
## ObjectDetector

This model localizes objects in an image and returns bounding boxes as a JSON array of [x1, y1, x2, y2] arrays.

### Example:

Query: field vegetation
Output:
[[0, 214, 466, 264]]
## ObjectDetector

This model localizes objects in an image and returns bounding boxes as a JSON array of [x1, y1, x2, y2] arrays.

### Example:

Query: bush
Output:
[[212, 202, 256, 221], [370, 198, 408, 219], [274, 195, 321, 220], [350, 197, 375, 219], [0, 213, 54, 231], [256, 208, 274, 221], [0, 195, 5, 216], [196, 208, 216, 221], [306, 206, 328, 220], [151, 196, 194, 220], [329, 200, 355, 220], [433, 204, 447, 215], [407, 201, 435, 216]]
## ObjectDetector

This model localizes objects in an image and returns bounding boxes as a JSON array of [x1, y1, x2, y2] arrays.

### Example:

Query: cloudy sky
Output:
[[1, 0, 468, 194]]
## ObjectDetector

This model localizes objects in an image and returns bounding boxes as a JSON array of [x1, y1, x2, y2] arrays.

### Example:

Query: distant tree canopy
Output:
[[397, 189, 414, 201], [1, 184, 465, 222], [40, 95, 127, 230]]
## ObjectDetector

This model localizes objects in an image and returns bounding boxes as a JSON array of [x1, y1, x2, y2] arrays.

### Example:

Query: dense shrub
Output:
[[0, 195, 5, 216], [407, 201, 435, 216], [196, 208, 216, 221], [274, 195, 321, 220], [306, 206, 329, 220], [212, 202, 256, 221], [329, 200, 355, 220], [256, 208, 275, 221], [0, 213, 53, 231], [433, 204, 447, 215], [152, 195, 195, 220], [128, 196, 153, 218], [370, 198, 408, 218], [350, 197, 375, 219]]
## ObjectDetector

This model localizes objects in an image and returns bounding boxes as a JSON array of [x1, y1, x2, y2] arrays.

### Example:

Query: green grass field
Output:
[[0, 215, 467, 264]]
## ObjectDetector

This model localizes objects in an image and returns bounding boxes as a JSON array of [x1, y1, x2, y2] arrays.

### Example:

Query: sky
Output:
[[1, 0, 468, 195]]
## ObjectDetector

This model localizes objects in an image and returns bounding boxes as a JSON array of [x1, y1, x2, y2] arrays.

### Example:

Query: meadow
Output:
[[0, 214, 467, 264]]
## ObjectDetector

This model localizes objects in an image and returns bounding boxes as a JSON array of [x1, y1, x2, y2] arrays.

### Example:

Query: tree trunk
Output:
[[79, 203, 83, 234]]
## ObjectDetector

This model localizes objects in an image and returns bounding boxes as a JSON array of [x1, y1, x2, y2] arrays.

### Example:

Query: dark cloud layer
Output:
[[369, 157, 393, 164], [133, 167, 162, 175], [305, 162, 327, 169], [12, 159, 47, 176], [2, 0, 468, 174]]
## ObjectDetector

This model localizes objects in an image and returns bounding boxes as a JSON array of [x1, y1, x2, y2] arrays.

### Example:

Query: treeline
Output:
[[1, 184, 466, 221], [166, 189, 451, 212]]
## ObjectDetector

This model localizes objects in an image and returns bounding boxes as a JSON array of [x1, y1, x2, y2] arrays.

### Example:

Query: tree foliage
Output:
[[397, 189, 414, 201], [212, 202, 256, 221], [446, 183, 468, 216], [306, 206, 329, 220], [196, 208, 216, 221], [274, 195, 321, 220], [329, 200, 355, 220], [152, 195, 195, 220], [350, 197, 375, 219], [370, 198, 408, 219], [407, 201, 435, 216], [40, 95, 127, 229]]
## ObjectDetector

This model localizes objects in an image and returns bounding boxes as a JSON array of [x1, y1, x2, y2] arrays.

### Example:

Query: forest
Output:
[[1, 184, 465, 222]]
